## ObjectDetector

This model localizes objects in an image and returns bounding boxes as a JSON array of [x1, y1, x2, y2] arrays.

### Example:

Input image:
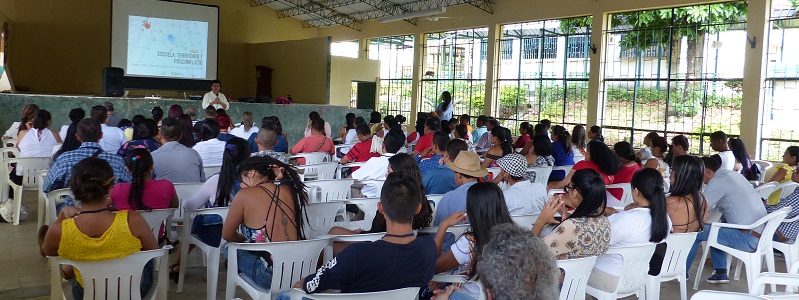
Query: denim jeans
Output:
[[71, 260, 154, 299], [686, 224, 760, 272], [223, 246, 273, 290]]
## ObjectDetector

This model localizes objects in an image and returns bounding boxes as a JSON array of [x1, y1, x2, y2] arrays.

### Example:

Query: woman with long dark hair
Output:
[[534, 169, 611, 259], [514, 122, 532, 149], [59, 108, 85, 141], [571, 125, 587, 155], [222, 155, 309, 290], [549, 125, 576, 182], [524, 134, 555, 176], [434, 182, 514, 299], [588, 125, 604, 143], [644, 136, 671, 189], [436, 91, 454, 121], [18, 110, 61, 158], [665, 135, 690, 167], [167, 104, 183, 119], [177, 114, 196, 148], [338, 112, 358, 144], [110, 148, 178, 211], [231, 111, 257, 139], [728, 138, 758, 180], [4, 104, 38, 140], [667, 155, 708, 233], [482, 126, 513, 168], [117, 119, 161, 159], [612, 141, 642, 184], [407, 117, 426, 145], [588, 168, 670, 292], [551, 141, 620, 190]]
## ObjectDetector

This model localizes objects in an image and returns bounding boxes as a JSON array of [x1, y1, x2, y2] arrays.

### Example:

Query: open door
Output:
[[355, 81, 376, 110]]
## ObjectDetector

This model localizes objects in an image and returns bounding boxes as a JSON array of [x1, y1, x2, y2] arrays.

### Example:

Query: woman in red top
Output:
[[612, 141, 643, 183], [513, 122, 532, 149], [413, 118, 440, 159], [551, 141, 620, 190], [110, 148, 179, 211]]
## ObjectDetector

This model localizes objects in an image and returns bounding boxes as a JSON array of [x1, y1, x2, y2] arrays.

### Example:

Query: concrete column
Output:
[[739, 0, 771, 159], [359, 38, 369, 59], [586, 13, 608, 128], [409, 33, 424, 125], [484, 24, 500, 117]]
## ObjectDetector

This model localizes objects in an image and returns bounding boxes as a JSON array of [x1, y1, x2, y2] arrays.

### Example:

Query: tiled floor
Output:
[[0, 191, 775, 299]]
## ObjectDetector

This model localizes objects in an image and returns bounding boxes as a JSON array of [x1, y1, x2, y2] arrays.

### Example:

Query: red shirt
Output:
[[614, 164, 642, 184], [290, 135, 335, 165], [415, 133, 435, 158], [110, 179, 176, 210], [345, 139, 381, 163], [514, 134, 531, 148], [573, 160, 629, 200]]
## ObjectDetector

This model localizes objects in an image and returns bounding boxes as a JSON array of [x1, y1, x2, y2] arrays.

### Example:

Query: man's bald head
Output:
[[256, 128, 277, 151]]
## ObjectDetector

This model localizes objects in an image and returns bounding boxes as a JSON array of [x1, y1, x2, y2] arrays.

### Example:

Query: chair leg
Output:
[[765, 251, 777, 293], [49, 259, 63, 300], [37, 192, 45, 229], [677, 275, 688, 300], [12, 185, 22, 225], [694, 244, 710, 290], [734, 259, 743, 280], [207, 250, 220, 300], [645, 275, 661, 300], [177, 241, 190, 293]]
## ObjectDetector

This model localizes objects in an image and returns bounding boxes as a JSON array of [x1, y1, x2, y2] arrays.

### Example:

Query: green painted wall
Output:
[[0, 94, 370, 144]]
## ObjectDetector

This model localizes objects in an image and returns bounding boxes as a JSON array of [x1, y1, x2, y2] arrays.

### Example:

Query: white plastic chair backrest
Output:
[[230, 239, 330, 296], [52, 143, 61, 156], [290, 152, 328, 165], [511, 214, 539, 230], [344, 198, 380, 224], [7, 157, 51, 188], [357, 180, 385, 197], [690, 291, 763, 300], [305, 179, 354, 202], [751, 272, 799, 296], [607, 243, 657, 295], [755, 182, 779, 200], [557, 256, 598, 300], [289, 287, 419, 300], [605, 183, 633, 207], [427, 194, 444, 208], [659, 232, 699, 278], [137, 209, 176, 239], [185, 207, 230, 247], [173, 183, 204, 201], [776, 181, 799, 200], [419, 224, 470, 238], [752, 160, 774, 181], [303, 202, 344, 239], [528, 166, 553, 185], [203, 165, 221, 179], [298, 162, 338, 180], [46, 188, 73, 225], [752, 207, 790, 253], [50, 246, 171, 300]]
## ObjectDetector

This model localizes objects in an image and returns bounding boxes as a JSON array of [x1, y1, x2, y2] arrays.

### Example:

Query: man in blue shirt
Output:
[[432, 150, 488, 226], [248, 116, 288, 153], [419, 132, 450, 176], [43, 119, 131, 208], [471, 115, 488, 143], [423, 139, 467, 195]]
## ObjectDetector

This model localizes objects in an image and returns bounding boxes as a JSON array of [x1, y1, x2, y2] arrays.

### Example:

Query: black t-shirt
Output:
[[302, 236, 436, 294]]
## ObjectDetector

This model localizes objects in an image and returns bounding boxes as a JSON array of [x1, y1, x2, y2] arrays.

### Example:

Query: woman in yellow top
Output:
[[767, 146, 799, 204], [41, 157, 157, 300]]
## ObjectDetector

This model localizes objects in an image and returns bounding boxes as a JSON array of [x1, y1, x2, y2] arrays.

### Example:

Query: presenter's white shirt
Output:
[[202, 92, 229, 110], [99, 124, 126, 153]]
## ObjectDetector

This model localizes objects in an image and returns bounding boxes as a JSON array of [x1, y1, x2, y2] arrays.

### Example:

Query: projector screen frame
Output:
[[110, 0, 220, 92]]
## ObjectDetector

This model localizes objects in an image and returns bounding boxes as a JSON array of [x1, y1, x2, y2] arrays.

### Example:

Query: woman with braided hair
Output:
[[222, 155, 310, 289], [110, 148, 178, 211]]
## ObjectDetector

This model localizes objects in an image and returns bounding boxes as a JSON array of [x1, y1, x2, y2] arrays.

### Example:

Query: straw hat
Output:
[[445, 150, 488, 178]]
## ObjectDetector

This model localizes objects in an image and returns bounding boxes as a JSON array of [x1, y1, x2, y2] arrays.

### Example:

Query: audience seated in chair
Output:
[[686, 156, 767, 284], [254, 128, 288, 164], [481, 126, 513, 168], [419, 132, 451, 176], [91, 105, 126, 153], [339, 123, 381, 165], [350, 131, 404, 198], [423, 139, 467, 195], [493, 154, 546, 215], [152, 117, 206, 183], [222, 155, 309, 290], [117, 118, 161, 159], [193, 119, 226, 167], [433, 151, 487, 226], [41, 157, 158, 300], [290, 117, 335, 165], [110, 148, 178, 211]]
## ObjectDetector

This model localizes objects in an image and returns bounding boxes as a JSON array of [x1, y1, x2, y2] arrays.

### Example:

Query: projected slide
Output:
[[126, 16, 208, 79]]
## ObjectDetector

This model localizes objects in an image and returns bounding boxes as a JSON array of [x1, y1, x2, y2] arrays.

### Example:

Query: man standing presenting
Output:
[[202, 79, 228, 110]]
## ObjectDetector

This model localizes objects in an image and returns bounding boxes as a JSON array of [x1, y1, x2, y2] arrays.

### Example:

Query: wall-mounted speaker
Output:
[[102, 67, 124, 97]]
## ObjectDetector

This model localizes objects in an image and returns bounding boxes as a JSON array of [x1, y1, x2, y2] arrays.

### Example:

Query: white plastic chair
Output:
[[4, 156, 51, 224], [343, 198, 380, 224], [693, 207, 791, 291], [322, 232, 385, 262], [775, 181, 799, 201], [137, 208, 176, 240], [645, 232, 699, 300], [49, 246, 172, 300], [177, 207, 230, 300], [45, 188, 72, 226], [204, 165, 222, 179], [335, 162, 365, 179], [225, 238, 331, 300], [690, 290, 763, 300], [605, 183, 633, 207], [305, 179, 354, 203], [417, 224, 470, 239], [557, 256, 598, 300], [297, 162, 338, 181], [586, 243, 657, 300], [356, 179, 385, 198], [751, 262, 799, 296], [427, 194, 444, 222], [288, 152, 329, 165], [552, 165, 574, 180], [430, 274, 486, 300], [527, 166, 553, 185], [304, 202, 345, 239], [289, 287, 420, 299], [754, 182, 779, 200], [752, 160, 775, 184], [511, 214, 539, 230], [773, 214, 799, 274], [36, 169, 48, 229]]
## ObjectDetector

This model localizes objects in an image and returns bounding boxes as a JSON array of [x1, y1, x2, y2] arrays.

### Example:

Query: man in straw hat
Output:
[[433, 150, 488, 226]]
